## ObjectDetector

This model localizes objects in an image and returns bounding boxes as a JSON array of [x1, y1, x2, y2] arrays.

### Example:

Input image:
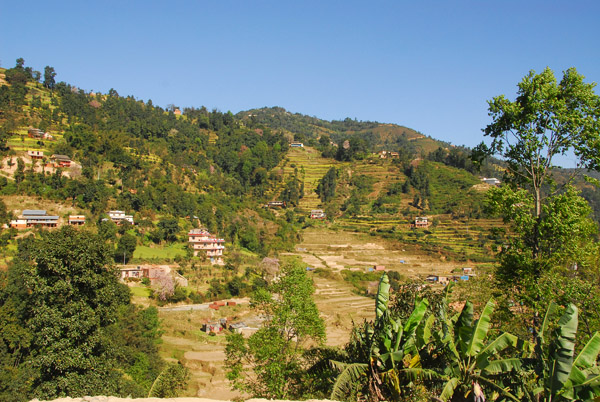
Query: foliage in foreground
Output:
[[330, 274, 600, 402], [0, 226, 187, 400], [225, 260, 331, 399]]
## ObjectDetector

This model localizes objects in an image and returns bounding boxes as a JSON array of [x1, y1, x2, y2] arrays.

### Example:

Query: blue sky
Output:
[[1, 1, 599, 156]]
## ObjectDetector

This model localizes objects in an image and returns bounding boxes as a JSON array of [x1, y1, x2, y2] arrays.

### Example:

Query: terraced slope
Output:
[[280, 146, 342, 211]]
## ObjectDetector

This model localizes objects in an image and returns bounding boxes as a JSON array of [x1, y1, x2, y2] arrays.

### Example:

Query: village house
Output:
[[68, 215, 86, 225], [426, 275, 450, 285], [106, 210, 134, 225], [27, 128, 52, 139], [50, 154, 72, 168], [28, 128, 43, 138], [202, 318, 228, 334], [412, 216, 430, 228], [188, 228, 225, 265], [27, 150, 43, 160], [118, 265, 188, 287], [267, 201, 286, 208], [310, 209, 326, 219], [481, 177, 501, 186], [290, 142, 304, 148], [173, 108, 182, 115], [10, 209, 59, 229], [120, 266, 143, 280]]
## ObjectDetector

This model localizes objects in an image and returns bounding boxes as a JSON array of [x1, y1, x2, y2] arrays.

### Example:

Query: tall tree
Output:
[[43, 66, 56, 90], [0, 227, 180, 400], [225, 260, 325, 398], [316, 167, 337, 203], [0, 228, 130, 398], [475, 67, 600, 328], [475, 67, 600, 221]]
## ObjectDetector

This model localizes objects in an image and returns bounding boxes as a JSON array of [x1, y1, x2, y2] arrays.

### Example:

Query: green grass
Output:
[[133, 243, 187, 260], [130, 286, 151, 297]]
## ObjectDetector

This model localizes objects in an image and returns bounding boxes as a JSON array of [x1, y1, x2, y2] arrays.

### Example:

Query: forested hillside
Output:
[[2, 59, 600, 401]]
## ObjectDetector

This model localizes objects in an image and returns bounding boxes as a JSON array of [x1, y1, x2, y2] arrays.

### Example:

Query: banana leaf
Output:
[[375, 273, 390, 322], [440, 377, 460, 402], [549, 304, 577, 396], [455, 301, 474, 356], [480, 357, 524, 374], [475, 332, 519, 371], [573, 332, 600, 370], [401, 298, 429, 356], [330, 361, 369, 401], [416, 314, 435, 349], [466, 298, 495, 358]]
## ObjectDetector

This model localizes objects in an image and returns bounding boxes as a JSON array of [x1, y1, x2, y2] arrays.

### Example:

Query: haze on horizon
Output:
[[1, 0, 598, 165]]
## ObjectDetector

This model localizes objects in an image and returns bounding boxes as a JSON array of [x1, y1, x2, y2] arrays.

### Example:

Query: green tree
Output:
[[0, 228, 131, 399], [43, 66, 56, 90], [98, 219, 118, 242], [436, 299, 522, 402], [225, 260, 325, 398], [157, 217, 180, 243], [475, 67, 600, 327], [331, 273, 436, 401], [475, 67, 600, 255], [115, 233, 137, 264], [521, 303, 600, 401], [14, 157, 24, 187], [316, 167, 337, 203]]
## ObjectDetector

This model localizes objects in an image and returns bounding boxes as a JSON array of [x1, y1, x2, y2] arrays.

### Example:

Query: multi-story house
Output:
[[188, 228, 225, 265]]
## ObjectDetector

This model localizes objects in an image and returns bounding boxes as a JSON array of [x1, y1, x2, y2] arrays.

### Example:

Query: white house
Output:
[[188, 228, 225, 265]]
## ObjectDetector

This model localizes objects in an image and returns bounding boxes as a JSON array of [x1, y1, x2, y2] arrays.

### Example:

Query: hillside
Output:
[[3, 59, 600, 401], [237, 106, 448, 154]]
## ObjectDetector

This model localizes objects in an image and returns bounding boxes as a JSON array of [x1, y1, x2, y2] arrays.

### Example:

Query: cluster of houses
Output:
[[27, 128, 54, 141], [9, 209, 139, 230], [188, 228, 225, 265], [26, 150, 72, 168], [9, 210, 87, 229], [202, 315, 262, 336], [426, 267, 475, 285]]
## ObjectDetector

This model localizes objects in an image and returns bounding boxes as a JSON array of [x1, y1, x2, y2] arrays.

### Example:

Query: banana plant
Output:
[[437, 298, 524, 402], [526, 302, 600, 401], [330, 273, 436, 401]]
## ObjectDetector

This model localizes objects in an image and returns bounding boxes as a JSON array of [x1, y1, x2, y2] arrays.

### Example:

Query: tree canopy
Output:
[[0, 227, 178, 400]]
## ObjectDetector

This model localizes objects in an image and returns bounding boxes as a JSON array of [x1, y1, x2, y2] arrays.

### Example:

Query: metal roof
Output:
[[22, 210, 47, 216]]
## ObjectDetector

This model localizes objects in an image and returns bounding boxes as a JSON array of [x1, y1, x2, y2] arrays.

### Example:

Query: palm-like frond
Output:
[[475, 332, 519, 371], [466, 298, 495, 358], [439, 377, 460, 402], [549, 304, 577, 396], [329, 361, 368, 401], [455, 301, 474, 355], [375, 273, 390, 322]]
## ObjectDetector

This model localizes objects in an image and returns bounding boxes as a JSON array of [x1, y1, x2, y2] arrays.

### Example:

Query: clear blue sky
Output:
[[1, 1, 599, 154]]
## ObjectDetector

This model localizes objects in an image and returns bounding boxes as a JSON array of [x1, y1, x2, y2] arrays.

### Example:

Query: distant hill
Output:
[[237, 106, 450, 154]]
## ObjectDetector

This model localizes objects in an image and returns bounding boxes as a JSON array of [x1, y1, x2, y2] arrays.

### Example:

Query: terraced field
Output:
[[279, 146, 341, 210], [275, 145, 503, 261]]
